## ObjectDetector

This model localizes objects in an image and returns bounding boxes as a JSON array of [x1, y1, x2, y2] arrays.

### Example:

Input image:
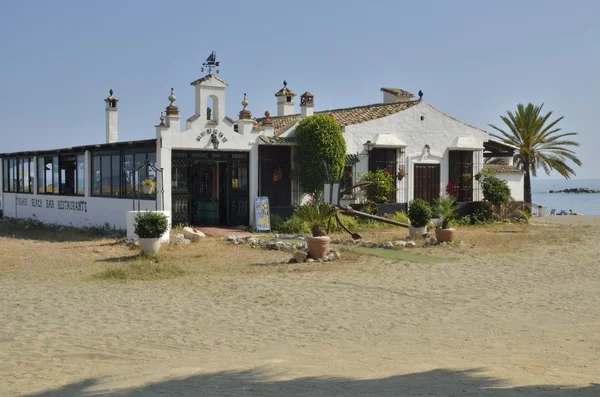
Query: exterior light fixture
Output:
[[211, 132, 219, 150], [364, 140, 375, 155]]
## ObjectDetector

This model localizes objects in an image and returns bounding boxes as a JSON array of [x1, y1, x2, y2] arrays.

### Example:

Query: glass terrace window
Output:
[[123, 151, 156, 196], [37, 154, 83, 196], [92, 153, 121, 197], [2, 157, 34, 193]]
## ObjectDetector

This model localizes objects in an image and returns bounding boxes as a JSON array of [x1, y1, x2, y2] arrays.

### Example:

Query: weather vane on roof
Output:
[[201, 50, 220, 75]]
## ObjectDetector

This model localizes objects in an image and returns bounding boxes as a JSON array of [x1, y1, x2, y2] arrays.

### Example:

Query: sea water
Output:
[[531, 178, 600, 215]]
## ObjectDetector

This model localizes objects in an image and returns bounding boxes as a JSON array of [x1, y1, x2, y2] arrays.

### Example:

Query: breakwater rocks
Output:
[[549, 188, 600, 193]]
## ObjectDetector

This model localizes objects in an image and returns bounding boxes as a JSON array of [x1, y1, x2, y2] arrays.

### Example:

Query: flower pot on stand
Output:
[[306, 236, 331, 259], [139, 237, 161, 255], [435, 227, 455, 243], [408, 225, 427, 240]]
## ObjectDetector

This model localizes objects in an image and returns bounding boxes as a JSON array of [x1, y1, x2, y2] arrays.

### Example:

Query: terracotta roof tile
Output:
[[483, 164, 524, 175], [255, 100, 420, 135], [274, 87, 296, 97]]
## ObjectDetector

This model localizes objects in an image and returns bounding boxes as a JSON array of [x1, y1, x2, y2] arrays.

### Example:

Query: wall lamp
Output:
[[363, 140, 376, 155], [211, 132, 220, 150]]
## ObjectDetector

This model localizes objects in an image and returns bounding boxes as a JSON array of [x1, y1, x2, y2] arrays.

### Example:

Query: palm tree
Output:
[[488, 103, 582, 205]]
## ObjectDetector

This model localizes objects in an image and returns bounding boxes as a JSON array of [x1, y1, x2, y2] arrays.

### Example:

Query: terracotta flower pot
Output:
[[435, 228, 455, 243], [306, 236, 331, 259]]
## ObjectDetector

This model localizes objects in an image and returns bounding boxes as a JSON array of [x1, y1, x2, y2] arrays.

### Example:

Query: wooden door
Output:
[[413, 163, 440, 205]]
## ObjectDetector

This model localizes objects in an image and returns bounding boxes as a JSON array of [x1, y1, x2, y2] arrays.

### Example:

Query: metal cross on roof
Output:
[[201, 50, 220, 75]]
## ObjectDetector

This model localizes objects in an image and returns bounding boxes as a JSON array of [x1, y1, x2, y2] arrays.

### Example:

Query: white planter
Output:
[[141, 185, 154, 194], [126, 211, 171, 243], [139, 238, 161, 255], [408, 225, 427, 239]]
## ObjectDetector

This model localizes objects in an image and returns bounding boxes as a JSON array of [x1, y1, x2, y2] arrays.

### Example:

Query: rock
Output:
[[246, 237, 260, 246], [173, 233, 186, 245], [379, 241, 394, 249], [333, 250, 342, 260], [307, 258, 315, 263], [406, 241, 416, 248], [394, 240, 407, 248], [288, 258, 298, 264], [331, 237, 342, 244], [227, 235, 238, 242], [405, 235, 412, 241], [294, 250, 308, 263], [428, 237, 438, 245], [361, 241, 378, 248], [183, 227, 204, 242]]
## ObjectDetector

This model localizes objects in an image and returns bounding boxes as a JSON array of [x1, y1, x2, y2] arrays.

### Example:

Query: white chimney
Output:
[[300, 91, 314, 118], [104, 89, 119, 143], [380, 87, 415, 104], [275, 80, 296, 116]]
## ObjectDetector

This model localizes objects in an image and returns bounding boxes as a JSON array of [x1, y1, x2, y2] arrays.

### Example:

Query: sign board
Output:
[[254, 196, 271, 232]]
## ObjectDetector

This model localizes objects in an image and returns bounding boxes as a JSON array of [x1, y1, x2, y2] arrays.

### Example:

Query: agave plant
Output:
[[294, 201, 338, 237]]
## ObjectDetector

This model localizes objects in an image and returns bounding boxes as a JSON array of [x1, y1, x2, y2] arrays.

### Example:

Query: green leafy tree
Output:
[[488, 103, 582, 204], [295, 114, 347, 196]]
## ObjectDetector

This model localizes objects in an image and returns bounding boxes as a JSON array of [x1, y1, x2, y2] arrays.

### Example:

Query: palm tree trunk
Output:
[[523, 158, 532, 205]]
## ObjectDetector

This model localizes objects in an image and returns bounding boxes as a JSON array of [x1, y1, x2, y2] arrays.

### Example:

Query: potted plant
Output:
[[474, 172, 482, 182], [134, 211, 169, 255], [294, 201, 338, 259], [397, 167, 407, 181], [462, 172, 472, 181], [141, 178, 156, 194], [289, 168, 298, 181], [407, 198, 432, 239], [433, 195, 459, 242], [273, 166, 282, 182]]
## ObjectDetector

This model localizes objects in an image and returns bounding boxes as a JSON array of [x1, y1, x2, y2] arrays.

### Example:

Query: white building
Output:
[[0, 59, 522, 229]]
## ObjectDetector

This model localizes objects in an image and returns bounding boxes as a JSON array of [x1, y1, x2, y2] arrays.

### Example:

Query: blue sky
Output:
[[1, 0, 598, 179]]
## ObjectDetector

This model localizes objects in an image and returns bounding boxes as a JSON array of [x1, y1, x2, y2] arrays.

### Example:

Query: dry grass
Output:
[[91, 255, 186, 281], [0, 216, 594, 284]]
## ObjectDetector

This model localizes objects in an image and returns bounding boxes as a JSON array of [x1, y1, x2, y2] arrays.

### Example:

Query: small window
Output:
[[286, 96, 292, 103]]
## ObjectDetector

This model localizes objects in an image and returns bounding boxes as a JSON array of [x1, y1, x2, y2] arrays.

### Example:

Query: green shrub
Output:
[[473, 202, 492, 223], [481, 174, 511, 206], [359, 169, 395, 203], [330, 213, 358, 233], [407, 199, 432, 228], [450, 215, 472, 227], [295, 114, 347, 196], [269, 213, 285, 232], [280, 214, 310, 235], [134, 211, 169, 238], [390, 211, 410, 224]]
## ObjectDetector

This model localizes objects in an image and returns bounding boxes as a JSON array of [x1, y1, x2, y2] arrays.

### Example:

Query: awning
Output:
[[448, 136, 483, 150], [484, 138, 517, 158], [371, 133, 407, 148]]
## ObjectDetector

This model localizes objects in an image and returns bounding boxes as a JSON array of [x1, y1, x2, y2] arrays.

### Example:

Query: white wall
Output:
[[2, 193, 156, 229], [497, 173, 525, 201], [332, 102, 488, 203]]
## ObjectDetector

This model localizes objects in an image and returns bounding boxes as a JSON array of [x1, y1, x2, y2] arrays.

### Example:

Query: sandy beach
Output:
[[1, 216, 599, 396]]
